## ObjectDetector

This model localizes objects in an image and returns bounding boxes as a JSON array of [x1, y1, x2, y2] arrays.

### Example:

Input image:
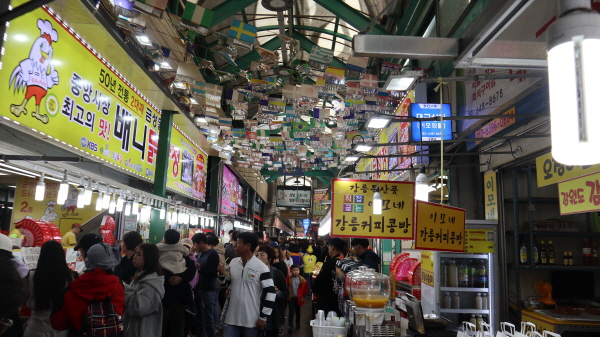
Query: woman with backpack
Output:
[[24, 240, 78, 337], [123, 243, 165, 337], [51, 243, 124, 336]]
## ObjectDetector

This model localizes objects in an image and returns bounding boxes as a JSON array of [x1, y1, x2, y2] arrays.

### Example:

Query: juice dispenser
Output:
[[349, 268, 391, 309]]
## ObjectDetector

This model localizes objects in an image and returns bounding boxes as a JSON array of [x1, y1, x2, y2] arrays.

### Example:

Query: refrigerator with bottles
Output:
[[421, 221, 499, 332]]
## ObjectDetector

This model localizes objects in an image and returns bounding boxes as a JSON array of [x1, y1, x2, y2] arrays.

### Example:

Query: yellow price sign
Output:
[[483, 171, 498, 220], [0, 5, 161, 181], [166, 124, 208, 201], [415, 201, 465, 252], [465, 229, 495, 253], [421, 269, 434, 287], [420, 250, 434, 286], [536, 153, 600, 187], [331, 179, 414, 239], [558, 171, 600, 215]]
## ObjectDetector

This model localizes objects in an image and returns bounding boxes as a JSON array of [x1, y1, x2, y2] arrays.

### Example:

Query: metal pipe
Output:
[[420, 71, 547, 83], [354, 163, 487, 174], [371, 134, 549, 147], [277, 11, 289, 66], [359, 151, 516, 159], [481, 120, 550, 153], [386, 112, 548, 122]]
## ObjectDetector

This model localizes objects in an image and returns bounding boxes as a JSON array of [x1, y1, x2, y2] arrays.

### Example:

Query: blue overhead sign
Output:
[[411, 104, 452, 141], [302, 219, 310, 230]]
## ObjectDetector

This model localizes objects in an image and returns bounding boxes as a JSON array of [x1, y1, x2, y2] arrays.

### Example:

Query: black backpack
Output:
[[79, 293, 122, 337]]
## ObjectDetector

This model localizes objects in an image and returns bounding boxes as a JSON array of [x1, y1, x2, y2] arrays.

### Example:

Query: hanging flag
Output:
[[205, 111, 219, 124], [360, 74, 378, 88], [312, 108, 330, 119], [182, 0, 214, 27], [228, 20, 257, 44], [219, 117, 232, 129], [226, 89, 245, 102], [232, 128, 246, 138], [268, 97, 286, 107], [215, 50, 237, 67], [191, 81, 206, 96], [246, 131, 258, 140], [282, 85, 301, 99], [309, 45, 334, 65], [257, 129, 270, 138], [300, 84, 318, 98], [134, 0, 168, 11], [346, 56, 369, 73], [267, 77, 279, 86], [324, 67, 345, 83], [315, 76, 326, 86]]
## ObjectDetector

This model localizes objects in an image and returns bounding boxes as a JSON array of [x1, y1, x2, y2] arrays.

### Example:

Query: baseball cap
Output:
[[71, 223, 83, 231], [74, 233, 102, 251], [0, 233, 12, 252], [280, 244, 288, 250], [85, 243, 118, 270], [269, 241, 279, 247]]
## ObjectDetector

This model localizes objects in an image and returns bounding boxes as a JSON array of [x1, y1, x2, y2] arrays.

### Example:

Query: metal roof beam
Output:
[[260, 169, 334, 177], [313, 0, 390, 35], [257, 24, 353, 41], [208, 0, 258, 28]]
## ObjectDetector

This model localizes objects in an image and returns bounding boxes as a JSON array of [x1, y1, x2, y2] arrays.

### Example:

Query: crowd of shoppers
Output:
[[0, 230, 371, 337]]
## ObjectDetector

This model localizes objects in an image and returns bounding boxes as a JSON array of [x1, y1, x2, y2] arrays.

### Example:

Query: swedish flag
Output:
[[229, 20, 257, 44]]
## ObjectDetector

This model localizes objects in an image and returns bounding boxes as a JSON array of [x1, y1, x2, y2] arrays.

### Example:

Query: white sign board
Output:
[[276, 188, 312, 207]]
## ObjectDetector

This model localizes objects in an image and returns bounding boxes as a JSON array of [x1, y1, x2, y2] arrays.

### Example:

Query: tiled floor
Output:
[[282, 299, 316, 337]]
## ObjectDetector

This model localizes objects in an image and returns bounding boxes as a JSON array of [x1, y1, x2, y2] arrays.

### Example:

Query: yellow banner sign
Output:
[[415, 201, 465, 252], [536, 153, 600, 187], [420, 250, 434, 287], [557, 171, 600, 215], [280, 209, 307, 219], [484, 171, 498, 220], [475, 107, 515, 144], [331, 179, 415, 239], [0, 6, 161, 180], [166, 124, 207, 201], [11, 177, 103, 236], [465, 229, 495, 253]]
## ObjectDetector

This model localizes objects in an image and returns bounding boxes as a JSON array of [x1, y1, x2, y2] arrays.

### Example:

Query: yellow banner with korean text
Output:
[[484, 171, 498, 220], [557, 171, 600, 215], [420, 250, 434, 287], [166, 124, 208, 201], [414, 201, 465, 252], [11, 176, 103, 235], [465, 229, 495, 253], [0, 5, 160, 181], [331, 179, 415, 239], [536, 153, 600, 188]]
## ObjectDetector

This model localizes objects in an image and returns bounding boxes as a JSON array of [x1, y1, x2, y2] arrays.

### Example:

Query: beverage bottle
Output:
[[458, 260, 468, 287], [583, 239, 592, 265], [519, 240, 528, 265], [441, 261, 449, 287], [475, 292, 483, 310], [568, 251, 574, 266], [533, 240, 539, 265], [470, 314, 477, 327], [443, 292, 451, 309], [482, 293, 489, 310], [448, 259, 458, 287], [540, 240, 548, 265], [476, 315, 483, 331], [592, 239, 599, 265], [452, 292, 460, 309], [475, 260, 488, 288], [548, 241, 556, 265], [468, 259, 476, 287]]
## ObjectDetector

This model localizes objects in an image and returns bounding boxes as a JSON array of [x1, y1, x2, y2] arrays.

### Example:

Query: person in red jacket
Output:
[[286, 265, 308, 333], [51, 242, 124, 333]]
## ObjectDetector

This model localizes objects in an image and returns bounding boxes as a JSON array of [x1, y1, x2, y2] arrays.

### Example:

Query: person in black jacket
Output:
[[312, 238, 346, 316], [351, 238, 381, 271], [192, 233, 220, 337], [115, 231, 143, 284], [256, 245, 288, 337]]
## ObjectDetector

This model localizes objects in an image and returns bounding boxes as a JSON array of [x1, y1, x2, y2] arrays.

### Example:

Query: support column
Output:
[[149, 110, 174, 243], [207, 156, 221, 214]]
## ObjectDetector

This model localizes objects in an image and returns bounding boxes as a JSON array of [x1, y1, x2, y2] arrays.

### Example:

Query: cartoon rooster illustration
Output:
[[9, 19, 59, 124]]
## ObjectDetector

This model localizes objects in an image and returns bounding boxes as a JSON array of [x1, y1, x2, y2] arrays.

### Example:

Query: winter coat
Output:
[[266, 267, 288, 331], [23, 271, 72, 337], [312, 253, 343, 315], [114, 254, 136, 285], [123, 272, 165, 337], [162, 255, 196, 306], [213, 242, 226, 265], [286, 275, 309, 306], [50, 268, 125, 332], [156, 242, 189, 274], [358, 249, 381, 271]]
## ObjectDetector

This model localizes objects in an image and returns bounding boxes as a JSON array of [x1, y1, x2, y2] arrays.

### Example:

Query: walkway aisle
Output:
[[283, 300, 316, 337]]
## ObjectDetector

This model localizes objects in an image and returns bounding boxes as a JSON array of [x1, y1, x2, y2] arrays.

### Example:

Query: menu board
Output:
[[414, 201, 465, 252], [221, 166, 242, 215], [331, 179, 415, 239]]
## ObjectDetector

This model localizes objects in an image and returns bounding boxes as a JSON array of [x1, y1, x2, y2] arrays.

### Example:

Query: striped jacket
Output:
[[219, 256, 276, 327]]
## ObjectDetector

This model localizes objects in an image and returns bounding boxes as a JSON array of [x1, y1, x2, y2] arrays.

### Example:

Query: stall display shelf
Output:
[[440, 287, 488, 293], [439, 309, 490, 314], [506, 230, 600, 237], [439, 253, 489, 259]]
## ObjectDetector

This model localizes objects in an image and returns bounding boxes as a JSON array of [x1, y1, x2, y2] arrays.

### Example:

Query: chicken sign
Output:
[[9, 19, 59, 124], [0, 4, 161, 182]]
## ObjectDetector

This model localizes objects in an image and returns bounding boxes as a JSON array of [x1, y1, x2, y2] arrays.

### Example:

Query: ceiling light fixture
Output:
[[354, 143, 373, 152], [415, 166, 429, 201], [366, 115, 394, 129], [372, 187, 382, 215], [344, 156, 360, 162], [83, 179, 93, 206], [35, 173, 45, 201], [547, 0, 600, 165], [108, 194, 116, 214], [173, 82, 186, 90], [57, 170, 69, 205], [383, 70, 423, 91], [135, 35, 153, 46], [160, 61, 172, 69]]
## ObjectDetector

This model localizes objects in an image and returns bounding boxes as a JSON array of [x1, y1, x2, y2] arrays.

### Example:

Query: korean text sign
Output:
[[221, 166, 242, 215], [414, 201, 465, 252], [558, 171, 600, 215], [167, 125, 208, 201], [312, 188, 329, 217], [484, 171, 498, 220], [0, 6, 161, 180], [410, 103, 452, 141], [420, 250, 434, 287], [331, 179, 415, 239], [276, 188, 312, 207], [536, 153, 600, 188]]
